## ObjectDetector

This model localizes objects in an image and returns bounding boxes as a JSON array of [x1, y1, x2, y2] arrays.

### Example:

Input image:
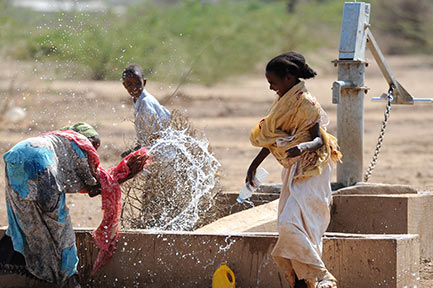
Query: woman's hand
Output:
[[286, 143, 307, 158], [286, 123, 324, 158], [127, 153, 149, 177], [246, 147, 270, 187], [121, 144, 142, 158], [117, 151, 150, 185], [246, 166, 257, 187], [87, 183, 101, 197]]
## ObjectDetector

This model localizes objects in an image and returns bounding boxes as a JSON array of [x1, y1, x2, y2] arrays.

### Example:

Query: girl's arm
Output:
[[246, 147, 270, 186], [286, 122, 323, 157]]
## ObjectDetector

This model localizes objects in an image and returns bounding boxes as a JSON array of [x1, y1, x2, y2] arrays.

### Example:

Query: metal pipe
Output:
[[335, 2, 370, 186]]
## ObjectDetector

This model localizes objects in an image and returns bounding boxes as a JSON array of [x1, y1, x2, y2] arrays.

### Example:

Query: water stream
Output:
[[122, 126, 221, 231]]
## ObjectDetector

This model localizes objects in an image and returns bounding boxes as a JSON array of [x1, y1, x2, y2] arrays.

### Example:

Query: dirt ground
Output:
[[0, 52, 433, 284], [2, 51, 432, 226]]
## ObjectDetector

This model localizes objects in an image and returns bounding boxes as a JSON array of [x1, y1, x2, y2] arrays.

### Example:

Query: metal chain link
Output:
[[364, 84, 394, 182]]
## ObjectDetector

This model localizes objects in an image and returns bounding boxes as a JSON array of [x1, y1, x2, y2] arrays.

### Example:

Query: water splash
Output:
[[122, 125, 221, 231], [218, 235, 237, 252], [149, 127, 220, 231]]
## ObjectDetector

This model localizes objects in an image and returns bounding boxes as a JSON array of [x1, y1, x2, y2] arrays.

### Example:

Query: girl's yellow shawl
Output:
[[250, 81, 342, 183]]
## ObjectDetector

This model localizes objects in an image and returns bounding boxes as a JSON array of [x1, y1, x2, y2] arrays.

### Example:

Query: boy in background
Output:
[[121, 64, 170, 156]]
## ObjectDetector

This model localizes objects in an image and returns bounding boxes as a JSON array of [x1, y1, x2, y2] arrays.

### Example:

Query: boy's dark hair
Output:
[[122, 64, 145, 80], [266, 51, 317, 80]]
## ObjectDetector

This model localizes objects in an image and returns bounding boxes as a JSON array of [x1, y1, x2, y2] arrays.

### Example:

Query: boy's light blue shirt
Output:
[[134, 89, 170, 143]]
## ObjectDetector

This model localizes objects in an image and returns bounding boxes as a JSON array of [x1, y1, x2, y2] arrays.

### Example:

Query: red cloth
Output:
[[42, 130, 149, 275]]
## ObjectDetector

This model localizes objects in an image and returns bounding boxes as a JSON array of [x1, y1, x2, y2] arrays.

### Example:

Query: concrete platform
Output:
[[215, 184, 433, 261], [0, 229, 420, 288], [215, 191, 279, 217], [332, 182, 418, 195], [195, 199, 278, 234], [328, 191, 433, 259]]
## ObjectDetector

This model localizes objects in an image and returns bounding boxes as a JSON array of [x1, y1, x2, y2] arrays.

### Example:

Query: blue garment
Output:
[[134, 89, 170, 144], [4, 141, 54, 200], [3, 134, 98, 284]]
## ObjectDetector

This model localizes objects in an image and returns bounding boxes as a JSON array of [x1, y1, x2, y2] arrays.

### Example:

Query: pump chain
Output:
[[364, 84, 394, 182]]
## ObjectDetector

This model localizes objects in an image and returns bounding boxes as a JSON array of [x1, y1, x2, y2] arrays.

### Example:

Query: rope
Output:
[[364, 84, 394, 182]]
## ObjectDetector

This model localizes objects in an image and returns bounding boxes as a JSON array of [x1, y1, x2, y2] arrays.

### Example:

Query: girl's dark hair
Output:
[[122, 64, 145, 80], [266, 51, 317, 80]]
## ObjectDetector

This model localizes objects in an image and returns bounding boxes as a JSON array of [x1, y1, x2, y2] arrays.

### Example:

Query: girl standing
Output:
[[247, 51, 341, 288]]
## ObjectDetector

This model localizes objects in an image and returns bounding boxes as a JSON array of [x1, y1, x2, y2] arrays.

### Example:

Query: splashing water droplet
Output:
[[122, 124, 221, 231], [149, 127, 220, 231]]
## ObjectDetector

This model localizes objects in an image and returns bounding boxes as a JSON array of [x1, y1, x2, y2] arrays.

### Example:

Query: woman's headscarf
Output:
[[60, 122, 99, 138]]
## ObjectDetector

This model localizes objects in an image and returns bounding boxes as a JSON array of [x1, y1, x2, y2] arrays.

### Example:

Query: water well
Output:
[[0, 227, 421, 288], [1, 182, 429, 288]]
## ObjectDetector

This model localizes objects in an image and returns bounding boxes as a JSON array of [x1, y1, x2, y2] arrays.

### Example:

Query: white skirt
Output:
[[271, 162, 333, 281]]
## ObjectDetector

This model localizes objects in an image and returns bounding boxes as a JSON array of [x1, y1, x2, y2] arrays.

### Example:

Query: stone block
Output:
[[195, 200, 278, 234], [0, 228, 420, 288], [328, 192, 433, 259], [215, 191, 279, 216], [323, 233, 420, 288], [333, 182, 417, 195], [256, 183, 282, 194]]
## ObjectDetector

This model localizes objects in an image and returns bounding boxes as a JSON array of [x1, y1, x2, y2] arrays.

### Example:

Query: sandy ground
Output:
[[1, 52, 433, 228], [1, 52, 433, 285]]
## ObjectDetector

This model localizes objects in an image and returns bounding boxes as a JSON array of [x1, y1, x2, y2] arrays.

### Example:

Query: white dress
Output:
[[271, 162, 333, 283]]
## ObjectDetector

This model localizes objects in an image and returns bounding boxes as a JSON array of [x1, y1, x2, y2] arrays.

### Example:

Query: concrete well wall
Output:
[[219, 187, 433, 261], [0, 229, 420, 288], [215, 191, 279, 217], [328, 192, 433, 259]]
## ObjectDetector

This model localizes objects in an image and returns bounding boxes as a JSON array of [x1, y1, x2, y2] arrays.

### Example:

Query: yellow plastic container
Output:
[[212, 262, 235, 288]]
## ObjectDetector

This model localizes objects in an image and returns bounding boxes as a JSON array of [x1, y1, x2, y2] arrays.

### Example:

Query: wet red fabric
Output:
[[42, 130, 149, 275]]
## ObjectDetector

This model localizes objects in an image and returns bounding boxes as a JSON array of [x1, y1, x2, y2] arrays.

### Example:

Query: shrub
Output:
[[9, 0, 337, 83], [120, 110, 224, 231], [371, 0, 432, 54]]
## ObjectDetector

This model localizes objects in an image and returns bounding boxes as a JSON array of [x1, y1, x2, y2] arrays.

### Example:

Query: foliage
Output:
[[120, 110, 225, 231], [370, 0, 433, 54], [1, 0, 342, 83], [2, 0, 432, 82]]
